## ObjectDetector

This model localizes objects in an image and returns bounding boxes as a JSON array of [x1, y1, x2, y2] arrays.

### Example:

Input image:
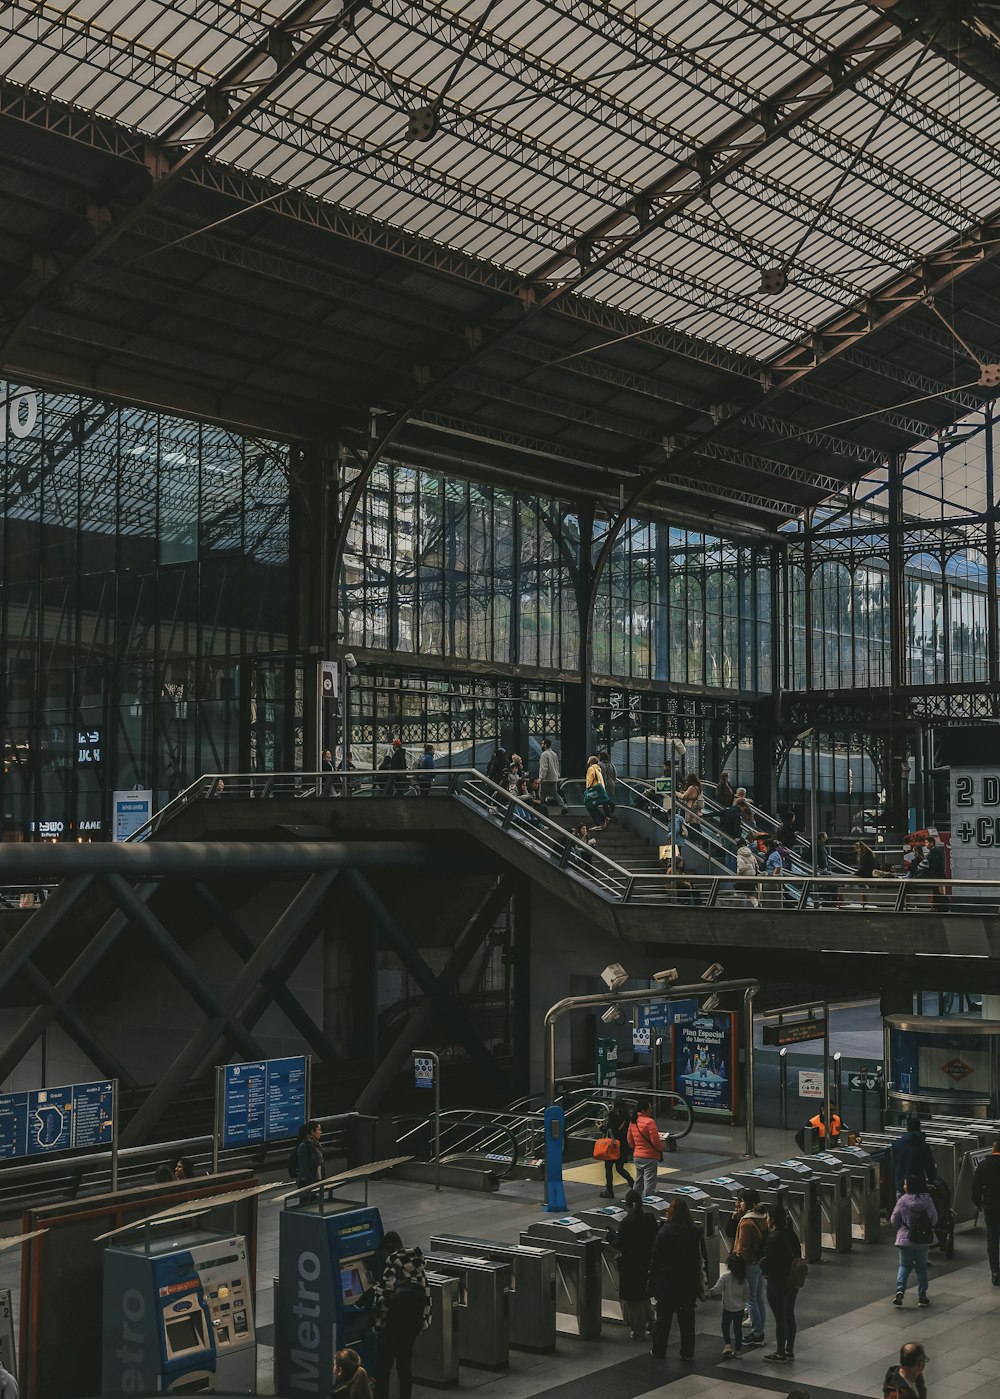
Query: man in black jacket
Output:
[[883, 1341, 927, 1398], [972, 1136, 1000, 1284], [892, 1118, 937, 1195]]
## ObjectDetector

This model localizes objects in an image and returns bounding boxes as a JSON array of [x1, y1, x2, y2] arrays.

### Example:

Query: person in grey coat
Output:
[[538, 739, 567, 812]]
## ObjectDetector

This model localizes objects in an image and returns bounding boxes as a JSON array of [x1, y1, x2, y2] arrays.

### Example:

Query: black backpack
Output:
[[908, 1206, 934, 1244]]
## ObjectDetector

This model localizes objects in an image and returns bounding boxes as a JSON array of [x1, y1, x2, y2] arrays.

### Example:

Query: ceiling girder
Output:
[[0, 0, 374, 368]]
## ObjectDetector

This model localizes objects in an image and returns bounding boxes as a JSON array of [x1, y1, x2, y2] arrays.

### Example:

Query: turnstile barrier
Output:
[[423, 1254, 510, 1368], [522, 1219, 603, 1340], [428, 1235, 556, 1351]]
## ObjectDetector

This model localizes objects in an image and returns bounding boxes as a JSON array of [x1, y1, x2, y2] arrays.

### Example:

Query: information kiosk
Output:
[[102, 1230, 256, 1393], [276, 1195, 383, 1395]]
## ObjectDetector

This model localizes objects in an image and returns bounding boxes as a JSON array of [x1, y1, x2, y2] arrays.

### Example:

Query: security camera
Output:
[[344, 653, 358, 671], [601, 1005, 624, 1025], [601, 963, 629, 993], [701, 963, 724, 983], [653, 968, 679, 984], [700, 993, 721, 1012]]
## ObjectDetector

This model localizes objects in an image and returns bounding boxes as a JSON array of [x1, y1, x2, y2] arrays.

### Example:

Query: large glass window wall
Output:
[[0, 381, 291, 839]]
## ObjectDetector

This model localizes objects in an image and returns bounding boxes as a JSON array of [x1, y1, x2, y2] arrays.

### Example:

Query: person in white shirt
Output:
[[708, 1251, 750, 1357], [537, 739, 567, 812]]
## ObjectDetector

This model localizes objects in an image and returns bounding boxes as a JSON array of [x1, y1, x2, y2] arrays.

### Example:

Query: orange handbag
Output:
[[593, 1136, 620, 1161]]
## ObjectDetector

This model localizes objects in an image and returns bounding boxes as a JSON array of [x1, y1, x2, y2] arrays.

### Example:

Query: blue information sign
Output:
[[221, 1056, 307, 1147], [0, 1079, 114, 1161], [640, 997, 699, 1030]]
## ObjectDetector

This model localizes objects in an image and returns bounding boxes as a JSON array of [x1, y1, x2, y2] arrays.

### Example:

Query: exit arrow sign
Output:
[[849, 1071, 883, 1092]]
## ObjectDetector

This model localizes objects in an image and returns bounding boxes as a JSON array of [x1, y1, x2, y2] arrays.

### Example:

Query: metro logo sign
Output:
[[939, 1056, 974, 1083]]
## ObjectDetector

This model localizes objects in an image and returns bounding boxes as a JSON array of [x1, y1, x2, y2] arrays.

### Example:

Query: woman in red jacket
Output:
[[627, 1098, 663, 1197]]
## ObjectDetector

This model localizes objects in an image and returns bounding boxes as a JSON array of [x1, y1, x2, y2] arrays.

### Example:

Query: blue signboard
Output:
[[672, 1011, 736, 1120], [413, 1056, 435, 1090], [0, 1079, 114, 1161], [640, 998, 699, 1030], [221, 1056, 307, 1147]]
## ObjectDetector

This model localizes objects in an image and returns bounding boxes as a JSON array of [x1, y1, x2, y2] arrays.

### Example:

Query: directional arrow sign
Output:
[[848, 1072, 883, 1093]]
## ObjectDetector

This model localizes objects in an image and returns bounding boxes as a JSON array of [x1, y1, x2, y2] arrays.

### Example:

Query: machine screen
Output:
[[340, 1257, 373, 1304], [166, 1314, 206, 1355]]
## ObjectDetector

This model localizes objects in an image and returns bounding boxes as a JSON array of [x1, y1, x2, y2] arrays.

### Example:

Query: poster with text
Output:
[[671, 1010, 736, 1120]]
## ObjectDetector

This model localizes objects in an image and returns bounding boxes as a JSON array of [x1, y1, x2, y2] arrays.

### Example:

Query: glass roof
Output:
[[3, 0, 1000, 361]]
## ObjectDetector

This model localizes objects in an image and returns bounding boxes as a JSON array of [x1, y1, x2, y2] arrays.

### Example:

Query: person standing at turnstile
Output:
[[371, 1233, 432, 1399], [761, 1205, 803, 1364], [616, 1190, 657, 1340], [732, 1190, 769, 1349], [647, 1198, 703, 1362]]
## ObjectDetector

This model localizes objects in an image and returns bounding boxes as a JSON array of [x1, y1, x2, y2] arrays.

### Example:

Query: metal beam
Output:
[[0, 874, 93, 996], [0, 0, 374, 368], [102, 873, 268, 1063], [0, 840, 490, 878], [348, 870, 506, 1094], [0, 878, 157, 1086], [120, 870, 339, 1146], [190, 880, 340, 1065], [355, 876, 513, 1115]]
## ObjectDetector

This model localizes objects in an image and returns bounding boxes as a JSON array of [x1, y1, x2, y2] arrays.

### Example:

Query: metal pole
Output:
[[544, 977, 759, 1106], [744, 984, 757, 1157], [810, 732, 820, 876], [670, 742, 678, 875], [779, 1047, 788, 1129], [823, 999, 831, 1147], [413, 1048, 441, 1191], [212, 1065, 222, 1175], [860, 1062, 868, 1133], [111, 1078, 120, 1193], [340, 657, 350, 775], [833, 1051, 842, 1122]]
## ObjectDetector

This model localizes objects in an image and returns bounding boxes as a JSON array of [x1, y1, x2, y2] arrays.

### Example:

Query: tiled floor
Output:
[[3, 1120, 997, 1396]]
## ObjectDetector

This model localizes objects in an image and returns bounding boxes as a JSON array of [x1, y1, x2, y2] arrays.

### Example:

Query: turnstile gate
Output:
[[424, 1253, 510, 1368], [522, 1219, 603, 1339], [429, 1235, 556, 1351], [412, 1273, 460, 1386]]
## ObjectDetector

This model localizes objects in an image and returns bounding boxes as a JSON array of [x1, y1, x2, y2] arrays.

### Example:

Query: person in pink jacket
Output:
[[627, 1098, 663, 1197]]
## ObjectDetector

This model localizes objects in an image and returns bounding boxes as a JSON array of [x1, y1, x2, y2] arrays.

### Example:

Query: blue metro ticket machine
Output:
[[102, 1230, 256, 1393], [276, 1196, 384, 1396]]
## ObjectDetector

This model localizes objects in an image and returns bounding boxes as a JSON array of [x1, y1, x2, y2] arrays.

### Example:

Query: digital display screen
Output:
[[221, 1056, 307, 1147], [341, 1267, 365, 1304], [0, 1079, 115, 1161], [166, 1315, 205, 1354]]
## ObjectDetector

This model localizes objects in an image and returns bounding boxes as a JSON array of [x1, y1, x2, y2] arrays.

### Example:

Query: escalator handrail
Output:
[[391, 1110, 521, 1177]]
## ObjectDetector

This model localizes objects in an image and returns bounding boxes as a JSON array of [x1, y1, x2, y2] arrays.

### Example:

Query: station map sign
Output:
[[221, 1056, 307, 1148], [0, 1079, 115, 1160]]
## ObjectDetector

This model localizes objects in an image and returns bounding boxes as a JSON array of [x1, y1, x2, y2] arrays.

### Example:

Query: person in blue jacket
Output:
[[892, 1117, 937, 1196]]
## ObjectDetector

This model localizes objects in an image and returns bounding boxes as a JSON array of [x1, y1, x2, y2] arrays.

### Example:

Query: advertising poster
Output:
[[671, 1010, 735, 1120]]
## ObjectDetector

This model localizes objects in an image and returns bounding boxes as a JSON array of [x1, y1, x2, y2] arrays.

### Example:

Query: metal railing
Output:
[[121, 768, 994, 915], [392, 1109, 523, 1176]]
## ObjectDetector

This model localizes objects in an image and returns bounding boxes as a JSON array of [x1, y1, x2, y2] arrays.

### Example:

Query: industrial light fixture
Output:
[[601, 1005, 624, 1025], [601, 963, 629, 992], [653, 968, 679, 983]]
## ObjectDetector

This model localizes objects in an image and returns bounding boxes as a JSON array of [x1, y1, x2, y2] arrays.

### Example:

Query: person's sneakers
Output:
[[764, 1352, 787, 1363], [893, 1292, 904, 1306], [731, 1348, 743, 1358], [598, 1189, 613, 1199], [744, 1335, 765, 1347], [721, 1345, 733, 1358], [785, 1351, 795, 1360], [918, 1295, 930, 1307]]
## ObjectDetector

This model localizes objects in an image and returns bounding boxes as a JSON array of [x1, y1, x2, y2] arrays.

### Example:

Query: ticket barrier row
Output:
[[428, 1237, 557, 1353], [857, 1125, 981, 1221]]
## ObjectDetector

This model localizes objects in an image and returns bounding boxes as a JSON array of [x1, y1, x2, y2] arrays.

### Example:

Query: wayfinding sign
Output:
[[0, 1079, 115, 1161], [220, 1056, 308, 1147], [848, 1070, 883, 1093]]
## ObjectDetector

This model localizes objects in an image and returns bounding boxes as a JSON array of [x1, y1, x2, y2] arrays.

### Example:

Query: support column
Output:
[[985, 404, 999, 697], [563, 504, 595, 773], [292, 440, 336, 771]]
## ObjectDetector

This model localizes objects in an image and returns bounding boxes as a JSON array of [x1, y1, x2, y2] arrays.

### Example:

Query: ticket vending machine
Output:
[[276, 1196, 383, 1397], [102, 1231, 256, 1394]]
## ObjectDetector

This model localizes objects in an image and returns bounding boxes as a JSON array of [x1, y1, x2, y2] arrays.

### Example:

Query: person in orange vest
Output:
[[808, 1107, 844, 1145]]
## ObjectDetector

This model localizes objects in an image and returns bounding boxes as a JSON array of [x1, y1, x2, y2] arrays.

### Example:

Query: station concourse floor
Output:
[[250, 1120, 1000, 1399]]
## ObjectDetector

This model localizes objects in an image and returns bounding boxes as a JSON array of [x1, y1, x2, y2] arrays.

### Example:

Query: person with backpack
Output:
[[295, 1120, 324, 1187], [892, 1116, 937, 1196], [707, 1250, 748, 1358], [372, 1232, 432, 1399], [761, 1204, 804, 1363], [891, 1175, 938, 1307], [626, 1098, 663, 1197], [615, 1188, 658, 1339], [732, 1189, 769, 1347]]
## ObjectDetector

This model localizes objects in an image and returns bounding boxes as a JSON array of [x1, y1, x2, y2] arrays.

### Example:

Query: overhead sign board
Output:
[[0, 1079, 115, 1161], [848, 1070, 883, 1093], [220, 1056, 307, 1147], [763, 1018, 827, 1046], [641, 997, 699, 1030]]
